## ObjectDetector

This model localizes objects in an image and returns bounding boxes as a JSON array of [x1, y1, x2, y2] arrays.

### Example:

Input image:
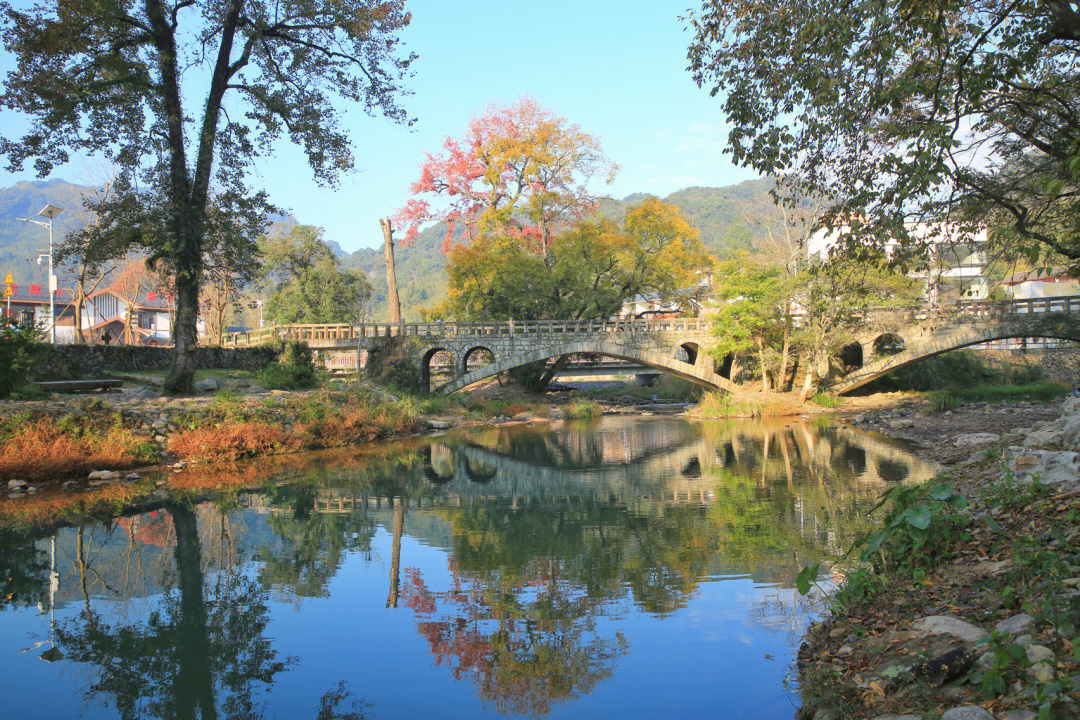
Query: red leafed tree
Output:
[[394, 97, 618, 258]]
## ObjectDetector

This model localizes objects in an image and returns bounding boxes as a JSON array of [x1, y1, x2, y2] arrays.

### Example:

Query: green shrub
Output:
[[856, 480, 968, 580], [0, 320, 43, 398], [255, 340, 319, 390], [563, 399, 602, 419], [811, 392, 842, 408], [927, 390, 960, 412]]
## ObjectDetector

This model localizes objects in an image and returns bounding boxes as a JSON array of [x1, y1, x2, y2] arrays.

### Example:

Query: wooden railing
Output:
[[220, 296, 1080, 348]]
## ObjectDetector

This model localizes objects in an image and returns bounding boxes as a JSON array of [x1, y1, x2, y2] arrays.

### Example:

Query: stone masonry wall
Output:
[[980, 346, 1080, 390], [32, 345, 280, 381]]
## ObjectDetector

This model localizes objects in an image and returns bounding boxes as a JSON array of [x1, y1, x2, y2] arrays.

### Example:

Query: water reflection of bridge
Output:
[[299, 419, 938, 513]]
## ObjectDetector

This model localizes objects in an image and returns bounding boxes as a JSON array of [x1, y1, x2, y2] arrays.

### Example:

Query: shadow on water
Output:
[[0, 416, 935, 719]]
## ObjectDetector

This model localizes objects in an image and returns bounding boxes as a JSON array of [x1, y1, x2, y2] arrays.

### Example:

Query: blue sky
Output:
[[0, 1, 758, 253]]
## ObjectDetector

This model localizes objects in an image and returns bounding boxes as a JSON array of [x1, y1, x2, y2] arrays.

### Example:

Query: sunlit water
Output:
[[0, 417, 936, 719]]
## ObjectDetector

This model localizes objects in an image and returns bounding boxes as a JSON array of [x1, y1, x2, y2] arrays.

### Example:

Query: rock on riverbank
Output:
[[799, 395, 1080, 720]]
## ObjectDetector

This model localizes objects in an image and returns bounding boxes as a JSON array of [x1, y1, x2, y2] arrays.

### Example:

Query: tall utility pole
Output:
[[16, 204, 63, 343], [380, 217, 403, 331]]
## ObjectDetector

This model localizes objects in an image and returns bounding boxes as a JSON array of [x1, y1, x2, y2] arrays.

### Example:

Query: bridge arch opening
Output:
[[840, 342, 863, 371], [718, 353, 734, 379], [422, 348, 455, 394], [423, 445, 456, 484], [462, 346, 495, 376], [872, 333, 907, 357], [464, 458, 497, 483], [678, 342, 700, 366]]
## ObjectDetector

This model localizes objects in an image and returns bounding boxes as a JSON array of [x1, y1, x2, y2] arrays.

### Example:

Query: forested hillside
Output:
[[0, 177, 786, 321]]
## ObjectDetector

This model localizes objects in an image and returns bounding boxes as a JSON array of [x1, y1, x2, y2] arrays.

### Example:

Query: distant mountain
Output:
[[0, 179, 90, 287], [0, 176, 791, 321]]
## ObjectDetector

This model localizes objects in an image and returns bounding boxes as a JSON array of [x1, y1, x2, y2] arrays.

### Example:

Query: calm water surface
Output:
[[0, 417, 936, 719]]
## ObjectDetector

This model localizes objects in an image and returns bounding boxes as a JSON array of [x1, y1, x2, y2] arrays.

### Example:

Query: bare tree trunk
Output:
[[757, 337, 771, 392], [799, 352, 817, 402], [165, 270, 200, 393], [380, 218, 402, 330], [779, 311, 791, 391]]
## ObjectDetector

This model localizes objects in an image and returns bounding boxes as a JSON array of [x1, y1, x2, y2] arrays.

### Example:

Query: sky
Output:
[[0, 1, 759, 254]]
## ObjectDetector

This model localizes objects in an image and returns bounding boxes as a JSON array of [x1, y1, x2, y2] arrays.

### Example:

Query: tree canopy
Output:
[[686, 0, 1080, 273], [395, 97, 618, 254], [429, 198, 710, 323], [0, 0, 414, 391], [262, 224, 373, 325]]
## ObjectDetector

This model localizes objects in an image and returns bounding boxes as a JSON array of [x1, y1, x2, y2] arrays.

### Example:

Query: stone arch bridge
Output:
[[220, 296, 1080, 394]]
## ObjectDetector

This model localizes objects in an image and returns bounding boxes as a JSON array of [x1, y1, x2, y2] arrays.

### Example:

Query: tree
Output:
[[395, 97, 618, 256], [262, 225, 373, 324], [707, 257, 785, 392], [429, 199, 711, 390], [380, 217, 403, 327], [1, 0, 414, 393], [791, 259, 921, 399], [685, 1, 1080, 274], [109, 257, 174, 345]]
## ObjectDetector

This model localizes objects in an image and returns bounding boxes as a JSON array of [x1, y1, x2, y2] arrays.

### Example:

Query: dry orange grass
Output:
[[0, 420, 154, 480], [168, 421, 303, 462]]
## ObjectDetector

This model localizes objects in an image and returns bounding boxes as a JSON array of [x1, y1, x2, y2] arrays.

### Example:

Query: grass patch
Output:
[[563, 399, 602, 419], [926, 389, 961, 412], [168, 388, 423, 462], [811, 392, 843, 408], [0, 413, 160, 480], [695, 392, 762, 418], [957, 381, 1068, 403]]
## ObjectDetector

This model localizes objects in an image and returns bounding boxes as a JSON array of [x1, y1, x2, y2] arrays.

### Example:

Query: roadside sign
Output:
[[3, 272, 11, 285], [3, 285, 12, 297]]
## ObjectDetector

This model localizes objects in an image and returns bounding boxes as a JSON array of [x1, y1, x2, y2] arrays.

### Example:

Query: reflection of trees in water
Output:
[[258, 486, 377, 600], [402, 561, 627, 716], [55, 504, 288, 720]]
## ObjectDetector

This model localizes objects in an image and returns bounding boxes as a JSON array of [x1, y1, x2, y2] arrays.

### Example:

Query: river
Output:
[[0, 416, 936, 719]]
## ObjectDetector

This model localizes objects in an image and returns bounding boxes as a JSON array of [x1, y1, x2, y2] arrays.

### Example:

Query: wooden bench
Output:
[[31, 379, 123, 393]]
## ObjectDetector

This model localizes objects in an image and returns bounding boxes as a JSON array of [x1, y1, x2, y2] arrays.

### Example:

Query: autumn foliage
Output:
[[0, 418, 158, 480], [395, 96, 618, 253]]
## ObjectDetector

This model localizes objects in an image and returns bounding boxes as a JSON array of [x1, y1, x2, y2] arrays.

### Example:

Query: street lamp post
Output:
[[16, 204, 63, 343]]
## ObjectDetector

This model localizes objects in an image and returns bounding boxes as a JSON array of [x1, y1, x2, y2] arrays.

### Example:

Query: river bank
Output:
[[797, 395, 1080, 720]]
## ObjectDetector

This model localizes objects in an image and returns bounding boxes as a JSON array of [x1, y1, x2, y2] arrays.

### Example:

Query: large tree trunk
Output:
[[380, 218, 402, 329], [165, 269, 200, 393]]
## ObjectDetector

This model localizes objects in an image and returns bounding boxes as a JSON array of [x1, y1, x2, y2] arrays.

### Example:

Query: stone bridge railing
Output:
[[220, 317, 712, 348]]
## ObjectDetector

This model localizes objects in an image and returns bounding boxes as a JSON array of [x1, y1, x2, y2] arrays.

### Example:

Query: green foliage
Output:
[[811, 392, 842, 408], [857, 481, 968, 578], [0, 320, 43, 398], [926, 390, 960, 413], [974, 631, 1030, 700], [877, 350, 1046, 393], [262, 225, 374, 324], [255, 340, 319, 390], [563, 400, 602, 419], [958, 382, 1068, 403], [686, 1, 1080, 273]]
